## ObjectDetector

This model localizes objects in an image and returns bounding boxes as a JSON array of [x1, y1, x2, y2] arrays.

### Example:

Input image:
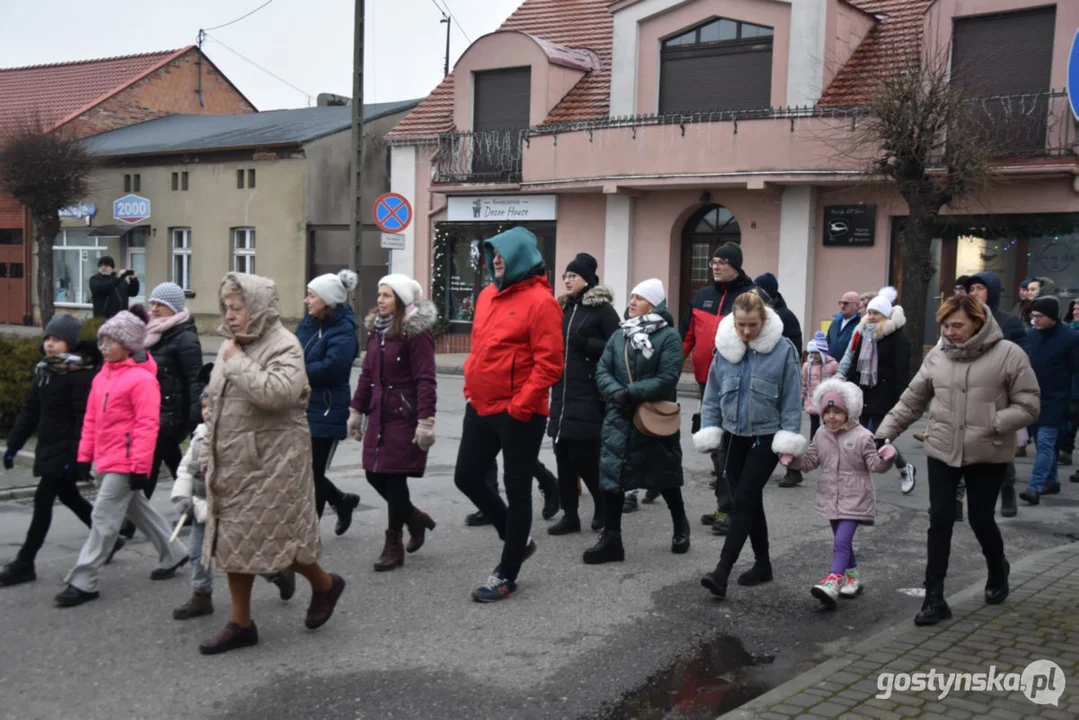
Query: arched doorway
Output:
[[679, 204, 741, 317]]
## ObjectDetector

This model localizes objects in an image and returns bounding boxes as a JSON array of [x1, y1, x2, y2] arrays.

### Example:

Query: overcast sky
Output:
[[0, 0, 523, 110]]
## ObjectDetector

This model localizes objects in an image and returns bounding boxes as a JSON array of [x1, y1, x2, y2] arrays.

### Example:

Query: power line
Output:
[[203, 33, 313, 104], [204, 0, 277, 32], [431, 0, 471, 45]]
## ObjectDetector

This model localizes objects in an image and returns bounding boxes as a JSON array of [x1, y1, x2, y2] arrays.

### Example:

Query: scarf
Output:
[[34, 352, 91, 386], [621, 312, 667, 359], [373, 313, 393, 338], [145, 309, 191, 348], [856, 324, 880, 388]]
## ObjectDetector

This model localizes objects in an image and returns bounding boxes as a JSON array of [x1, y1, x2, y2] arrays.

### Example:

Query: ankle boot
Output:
[[1000, 486, 1017, 518], [985, 557, 1010, 605], [373, 529, 405, 572], [404, 508, 436, 553], [915, 582, 952, 626], [671, 514, 691, 554], [548, 513, 582, 535], [583, 531, 625, 564], [0, 558, 35, 587], [173, 590, 214, 620], [701, 563, 731, 599], [738, 559, 773, 586]]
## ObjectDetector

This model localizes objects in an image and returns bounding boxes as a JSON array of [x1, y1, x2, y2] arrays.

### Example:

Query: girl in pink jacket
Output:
[[55, 306, 189, 608], [780, 379, 895, 609], [801, 331, 839, 439]]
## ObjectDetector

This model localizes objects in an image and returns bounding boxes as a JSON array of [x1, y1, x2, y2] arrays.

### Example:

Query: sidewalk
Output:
[[723, 542, 1079, 719]]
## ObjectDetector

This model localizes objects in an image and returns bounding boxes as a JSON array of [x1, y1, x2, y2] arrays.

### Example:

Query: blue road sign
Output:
[[1069, 29, 1079, 122], [113, 194, 151, 224], [373, 193, 412, 234]]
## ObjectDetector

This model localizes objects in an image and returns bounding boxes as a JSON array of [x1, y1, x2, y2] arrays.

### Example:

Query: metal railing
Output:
[[435, 129, 525, 184], [964, 91, 1075, 158]]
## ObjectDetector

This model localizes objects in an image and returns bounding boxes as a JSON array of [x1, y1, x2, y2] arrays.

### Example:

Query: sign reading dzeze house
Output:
[[447, 195, 557, 222], [823, 205, 877, 247]]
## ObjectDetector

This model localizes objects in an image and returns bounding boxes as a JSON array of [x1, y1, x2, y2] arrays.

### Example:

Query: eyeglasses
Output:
[[1030, 312, 1046, 321], [838, 301, 855, 306], [562, 272, 580, 281], [710, 259, 729, 268]]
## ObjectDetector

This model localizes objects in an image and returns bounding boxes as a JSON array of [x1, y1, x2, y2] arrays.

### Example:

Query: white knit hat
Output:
[[630, 278, 665, 308], [378, 274, 423, 307], [307, 269, 358, 307], [867, 286, 898, 318]]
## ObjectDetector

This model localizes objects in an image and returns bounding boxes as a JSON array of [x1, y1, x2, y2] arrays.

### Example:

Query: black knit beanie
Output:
[[713, 242, 743, 272], [1032, 296, 1059, 322], [565, 253, 599, 287]]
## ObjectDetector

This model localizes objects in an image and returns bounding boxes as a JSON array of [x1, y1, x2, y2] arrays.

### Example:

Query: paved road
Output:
[[1, 374, 1076, 719]]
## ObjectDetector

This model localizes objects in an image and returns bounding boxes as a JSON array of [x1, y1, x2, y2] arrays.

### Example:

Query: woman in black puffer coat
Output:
[[547, 253, 620, 535]]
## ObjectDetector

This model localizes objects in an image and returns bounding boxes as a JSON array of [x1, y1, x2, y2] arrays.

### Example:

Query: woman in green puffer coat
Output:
[[585, 278, 690, 565]]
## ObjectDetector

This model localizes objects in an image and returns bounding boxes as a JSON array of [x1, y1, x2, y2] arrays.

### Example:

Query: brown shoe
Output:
[[173, 590, 214, 620], [198, 621, 258, 655], [373, 529, 405, 572], [404, 508, 437, 553], [305, 574, 346, 629]]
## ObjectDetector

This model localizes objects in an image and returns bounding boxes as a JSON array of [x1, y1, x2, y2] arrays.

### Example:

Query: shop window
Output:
[[52, 229, 107, 306], [232, 227, 256, 274], [171, 228, 192, 291], [659, 18, 773, 114]]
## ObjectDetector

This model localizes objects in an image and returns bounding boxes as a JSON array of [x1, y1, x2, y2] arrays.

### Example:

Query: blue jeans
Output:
[[1029, 425, 1062, 492], [188, 521, 213, 593]]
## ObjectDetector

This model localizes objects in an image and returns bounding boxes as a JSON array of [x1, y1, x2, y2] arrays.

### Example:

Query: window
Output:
[[659, 18, 774, 114], [473, 68, 531, 130], [182, 171, 189, 191], [172, 173, 179, 191], [171, 228, 192, 290], [0, 229, 23, 244], [247, 169, 256, 188], [125, 228, 146, 303], [124, 174, 131, 193], [237, 169, 245, 189], [52, 229, 108, 306], [232, 227, 256, 273], [133, 174, 141, 192]]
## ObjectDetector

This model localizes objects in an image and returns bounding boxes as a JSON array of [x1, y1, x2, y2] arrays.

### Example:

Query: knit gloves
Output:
[[414, 418, 436, 451], [348, 408, 366, 442]]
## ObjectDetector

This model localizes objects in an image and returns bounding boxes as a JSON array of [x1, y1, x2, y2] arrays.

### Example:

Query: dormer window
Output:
[[659, 18, 774, 115]]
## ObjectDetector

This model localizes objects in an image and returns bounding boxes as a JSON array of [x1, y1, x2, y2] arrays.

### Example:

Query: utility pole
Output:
[[440, 12, 451, 77], [350, 0, 365, 321]]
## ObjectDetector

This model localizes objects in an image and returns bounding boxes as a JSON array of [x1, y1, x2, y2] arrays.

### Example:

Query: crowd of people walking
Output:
[[2, 223, 1074, 649]]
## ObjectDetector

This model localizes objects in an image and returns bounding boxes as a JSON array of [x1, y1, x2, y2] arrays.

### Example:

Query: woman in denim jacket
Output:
[[693, 291, 805, 600]]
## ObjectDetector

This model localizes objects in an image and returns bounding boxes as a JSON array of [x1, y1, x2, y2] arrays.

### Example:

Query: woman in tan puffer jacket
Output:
[[200, 273, 347, 655], [876, 295, 1039, 628]]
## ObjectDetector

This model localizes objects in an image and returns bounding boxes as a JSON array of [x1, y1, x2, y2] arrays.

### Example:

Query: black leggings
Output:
[[312, 437, 345, 518], [719, 434, 778, 568], [926, 458, 1005, 585], [144, 437, 183, 499], [554, 438, 603, 517], [18, 472, 93, 563], [366, 472, 413, 532], [602, 487, 685, 534]]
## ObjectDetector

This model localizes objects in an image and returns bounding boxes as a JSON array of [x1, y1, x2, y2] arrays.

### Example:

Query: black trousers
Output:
[[554, 438, 603, 518], [18, 471, 93, 563], [603, 487, 684, 534], [926, 458, 1005, 585], [481, 458, 555, 497], [701, 383, 734, 513], [454, 405, 546, 582], [144, 437, 183, 499], [719, 434, 778, 568], [312, 437, 345, 518], [366, 471, 413, 532]]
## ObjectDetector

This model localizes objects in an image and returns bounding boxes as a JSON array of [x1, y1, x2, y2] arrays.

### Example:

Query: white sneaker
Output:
[[811, 573, 843, 608], [839, 569, 862, 598], [900, 463, 917, 494]]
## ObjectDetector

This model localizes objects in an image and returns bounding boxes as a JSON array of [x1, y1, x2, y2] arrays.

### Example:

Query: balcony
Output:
[[434, 129, 525, 184], [964, 91, 1075, 159]]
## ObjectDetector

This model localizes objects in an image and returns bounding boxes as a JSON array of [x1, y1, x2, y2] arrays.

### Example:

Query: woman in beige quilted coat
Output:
[[199, 273, 346, 655]]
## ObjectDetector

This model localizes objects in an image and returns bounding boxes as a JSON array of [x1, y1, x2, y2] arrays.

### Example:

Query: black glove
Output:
[[129, 473, 149, 491], [609, 389, 632, 415], [2, 450, 13, 471], [76, 462, 92, 483]]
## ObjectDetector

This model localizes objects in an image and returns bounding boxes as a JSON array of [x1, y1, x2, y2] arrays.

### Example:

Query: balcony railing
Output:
[[435, 129, 525, 184], [963, 91, 1075, 158]]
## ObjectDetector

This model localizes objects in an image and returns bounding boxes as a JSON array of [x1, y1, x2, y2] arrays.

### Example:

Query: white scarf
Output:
[[621, 312, 667, 359]]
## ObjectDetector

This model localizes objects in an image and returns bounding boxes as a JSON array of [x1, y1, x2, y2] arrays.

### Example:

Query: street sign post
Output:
[[113, 194, 151, 224], [373, 192, 412, 234]]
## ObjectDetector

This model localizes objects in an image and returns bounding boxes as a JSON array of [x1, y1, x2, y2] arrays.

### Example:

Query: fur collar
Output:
[[558, 284, 614, 309], [811, 378, 864, 420], [715, 305, 785, 364], [364, 300, 438, 337], [856, 305, 906, 339]]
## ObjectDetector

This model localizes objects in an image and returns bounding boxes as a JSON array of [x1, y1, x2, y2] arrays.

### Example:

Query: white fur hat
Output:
[[812, 378, 864, 420], [630, 278, 665, 308], [308, 269, 358, 307], [867, 286, 899, 318], [379, 273, 423, 307]]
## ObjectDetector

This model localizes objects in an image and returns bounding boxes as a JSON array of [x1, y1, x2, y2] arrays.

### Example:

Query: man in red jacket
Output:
[[455, 226, 564, 603]]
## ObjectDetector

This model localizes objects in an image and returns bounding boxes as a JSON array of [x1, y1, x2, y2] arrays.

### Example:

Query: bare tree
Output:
[[853, 48, 997, 376], [0, 120, 95, 326]]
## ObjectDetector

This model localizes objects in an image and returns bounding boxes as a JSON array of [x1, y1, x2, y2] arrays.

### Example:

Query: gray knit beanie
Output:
[[44, 314, 82, 349], [98, 310, 147, 353], [149, 282, 186, 313]]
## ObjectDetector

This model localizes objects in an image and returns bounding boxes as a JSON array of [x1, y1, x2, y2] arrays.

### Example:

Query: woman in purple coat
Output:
[[349, 274, 438, 571]]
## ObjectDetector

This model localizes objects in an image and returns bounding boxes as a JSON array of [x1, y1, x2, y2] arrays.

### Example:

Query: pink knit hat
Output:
[[819, 389, 849, 414], [98, 310, 147, 353]]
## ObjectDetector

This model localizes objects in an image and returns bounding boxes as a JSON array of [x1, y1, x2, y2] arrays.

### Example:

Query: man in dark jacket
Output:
[[965, 272, 1026, 347], [827, 291, 861, 360], [1020, 297, 1079, 506], [89, 256, 139, 318]]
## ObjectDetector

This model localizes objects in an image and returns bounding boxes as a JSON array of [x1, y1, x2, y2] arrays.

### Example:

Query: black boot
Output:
[[914, 582, 952, 626], [119, 519, 136, 540], [1000, 486, 1017, 518], [465, 510, 492, 526], [537, 464, 560, 521], [548, 513, 581, 536], [583, 531, 625, 564], [701, 563, 731, 599], [335, 493, 361, 536], [0, 559, 35, 587], [671, 514, 690, 554], [985, 557, 1010, 605], [737, 559, 773, 586], [778, 470, 803, 488]]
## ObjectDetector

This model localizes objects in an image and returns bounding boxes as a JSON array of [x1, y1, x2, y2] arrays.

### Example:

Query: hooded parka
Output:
[[296, 304, 359, 439], [203, 273, 320, 574]]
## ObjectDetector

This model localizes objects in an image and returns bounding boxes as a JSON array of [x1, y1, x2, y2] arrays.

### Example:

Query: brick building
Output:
[[0, 46, 254, 324]]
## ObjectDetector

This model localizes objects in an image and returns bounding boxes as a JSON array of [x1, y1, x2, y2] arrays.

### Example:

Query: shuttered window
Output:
[[659, 19, 773, 115], [473, 68, 531, 130]]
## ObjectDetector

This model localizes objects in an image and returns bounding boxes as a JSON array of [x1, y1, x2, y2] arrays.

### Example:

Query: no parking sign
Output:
[[373, 193, 412, 234]]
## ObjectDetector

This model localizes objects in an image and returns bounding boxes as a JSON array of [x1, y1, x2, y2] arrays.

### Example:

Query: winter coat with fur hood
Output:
[[694, 305, 806, 457], [876, 312, 1040, 468], [788, 379, 894, 524], [203, 273, 320, 574], [548, 285, 621, 443], [352, 301, 437, 476], [836, 306, 911, 418]]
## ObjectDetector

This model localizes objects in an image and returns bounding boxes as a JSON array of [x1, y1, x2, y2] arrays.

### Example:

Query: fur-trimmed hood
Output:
[[856, 305, 906, 339], [558, 284, 614, 309], [364, 299, 438, 337], [812, 378, 864, 421], [715, 305, 785, 364]]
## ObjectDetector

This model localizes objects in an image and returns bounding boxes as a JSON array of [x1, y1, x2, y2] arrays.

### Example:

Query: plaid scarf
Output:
[[621, 312, 667, 359]]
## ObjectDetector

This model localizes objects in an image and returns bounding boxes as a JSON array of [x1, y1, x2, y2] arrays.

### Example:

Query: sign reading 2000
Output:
[[113, 194, 151, 224]]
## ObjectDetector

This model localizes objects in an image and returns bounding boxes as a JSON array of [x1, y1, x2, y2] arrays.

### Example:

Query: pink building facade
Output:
[[387, 0, 1079, 352]]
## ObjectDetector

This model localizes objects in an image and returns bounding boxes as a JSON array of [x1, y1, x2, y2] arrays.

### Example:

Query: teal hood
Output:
[[485, 227, 544, 290]]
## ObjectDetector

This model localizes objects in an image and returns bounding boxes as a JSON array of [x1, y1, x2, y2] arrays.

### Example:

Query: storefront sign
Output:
[[823, 205, 876, 246], [380, 233, 406, 250], [447, 195, 557, 222], [59, 203, 96, 218], [113, 194, 151, 224]]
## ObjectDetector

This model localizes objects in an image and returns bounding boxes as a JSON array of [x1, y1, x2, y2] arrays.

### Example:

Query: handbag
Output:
[[623, 343, 681, 438]]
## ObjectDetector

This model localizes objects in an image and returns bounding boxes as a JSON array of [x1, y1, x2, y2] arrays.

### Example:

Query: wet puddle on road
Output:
[[601, 636, 784, 719]]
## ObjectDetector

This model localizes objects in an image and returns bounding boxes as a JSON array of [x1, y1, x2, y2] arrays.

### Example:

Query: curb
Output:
[[0, 480, 94, 503], [719, 542, 1078, 719]]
